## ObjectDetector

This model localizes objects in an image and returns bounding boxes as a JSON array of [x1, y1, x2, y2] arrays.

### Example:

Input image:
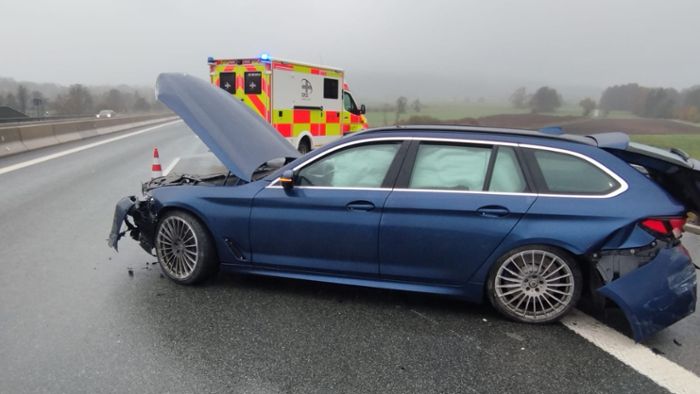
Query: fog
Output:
[[2, 0, 698, 102]]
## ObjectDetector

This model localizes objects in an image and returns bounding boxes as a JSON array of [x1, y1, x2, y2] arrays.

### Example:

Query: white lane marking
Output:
[[0, 120, 181, 176], [163, 157, 180, 175], [562, 309, 700, 394]]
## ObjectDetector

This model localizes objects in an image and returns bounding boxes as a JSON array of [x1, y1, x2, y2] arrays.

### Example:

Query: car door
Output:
[[379, 140, 537, 285], [250, 139, 408, 275]]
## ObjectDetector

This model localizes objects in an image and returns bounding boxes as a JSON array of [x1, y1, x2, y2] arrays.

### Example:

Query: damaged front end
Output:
[[591, 234, 697, 341], [108, 172, 240, 253], [107, 194, 159, 253]]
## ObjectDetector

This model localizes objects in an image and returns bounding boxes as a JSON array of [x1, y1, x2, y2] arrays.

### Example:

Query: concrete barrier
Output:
[[17, 124, 61, 151], [0, 127, 29, 157], [0, 114, 175, 158], [53, 122, 81, 144], [685, 223, 700, 235]]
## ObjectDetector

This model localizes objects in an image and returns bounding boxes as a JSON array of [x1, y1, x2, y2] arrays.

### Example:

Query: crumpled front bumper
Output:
[[108, 196, 137, 251], [108, 195, 157, 253], [598, 245, 697, 341]]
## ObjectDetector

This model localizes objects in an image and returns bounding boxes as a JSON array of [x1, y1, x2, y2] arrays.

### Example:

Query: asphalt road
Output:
[[0, 121, 697, 393]]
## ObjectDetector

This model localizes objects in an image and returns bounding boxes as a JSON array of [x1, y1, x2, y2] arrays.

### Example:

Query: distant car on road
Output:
[[96, 110, 116, 118], [110, 73, 698, 341]]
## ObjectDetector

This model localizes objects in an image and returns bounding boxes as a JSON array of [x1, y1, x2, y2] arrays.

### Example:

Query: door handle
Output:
[[477, 205, 510, 218], [346, 201, 375, 212]]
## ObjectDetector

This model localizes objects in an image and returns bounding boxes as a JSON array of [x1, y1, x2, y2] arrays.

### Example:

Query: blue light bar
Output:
[[260, 53, 271, 61]]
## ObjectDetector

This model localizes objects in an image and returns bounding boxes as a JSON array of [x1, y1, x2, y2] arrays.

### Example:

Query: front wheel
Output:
[[155, 211, 218, 285], [487, 245, 582, 323]]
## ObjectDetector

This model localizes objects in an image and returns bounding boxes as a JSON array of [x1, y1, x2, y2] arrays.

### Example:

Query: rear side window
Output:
[[409, 143, 492, 191], [323, 78, 339, 99], [532, 149, 619, 194], [244, 72, 262, 94], [489, 147, 526, 193]]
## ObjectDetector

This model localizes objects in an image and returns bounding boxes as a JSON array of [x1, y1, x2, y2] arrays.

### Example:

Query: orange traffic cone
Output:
[[151, 147, 162, 178]]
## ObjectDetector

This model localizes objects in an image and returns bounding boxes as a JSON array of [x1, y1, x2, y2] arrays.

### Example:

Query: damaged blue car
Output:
[[109, 73, 697, 341]]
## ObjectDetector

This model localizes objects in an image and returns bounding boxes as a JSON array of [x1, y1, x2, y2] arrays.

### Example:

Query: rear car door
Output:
[[250, 140, 408, 275], [379, 140, 536, 285]]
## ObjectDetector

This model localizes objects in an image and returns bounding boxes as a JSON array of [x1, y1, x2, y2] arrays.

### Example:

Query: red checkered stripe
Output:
[[273, 109, 342, 138]]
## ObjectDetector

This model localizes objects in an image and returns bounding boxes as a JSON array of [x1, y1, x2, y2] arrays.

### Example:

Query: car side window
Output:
[[533, 149, 619, 194], [489, 147, 527, 193], [343, 92, 357, 113], [409, 143, 492, 191], [297, 143, 400, 188]]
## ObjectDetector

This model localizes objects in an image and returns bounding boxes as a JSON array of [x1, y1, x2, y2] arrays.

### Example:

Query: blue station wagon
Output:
[[109, 74, 698, 341]]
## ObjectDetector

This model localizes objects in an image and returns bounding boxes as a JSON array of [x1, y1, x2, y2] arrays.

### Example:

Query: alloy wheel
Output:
[[156, 216, 199, 279], [493, 249, 575, 321]]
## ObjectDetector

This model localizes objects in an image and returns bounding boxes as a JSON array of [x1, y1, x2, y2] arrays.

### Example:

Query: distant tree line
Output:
[[509, 86, 563, 113], [508, 83, 700, 122], [0, 79, 164, 117], [599, 83, 700, 122], [368, 97, 423, 125]]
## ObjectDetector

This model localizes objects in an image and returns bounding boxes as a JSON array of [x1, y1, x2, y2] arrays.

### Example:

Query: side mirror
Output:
[[360, 104, 366, 115], [280, 170, 295, 191]]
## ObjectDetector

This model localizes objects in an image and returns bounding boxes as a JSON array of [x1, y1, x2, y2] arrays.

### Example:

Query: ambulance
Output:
[[208, 54, 368, 153]]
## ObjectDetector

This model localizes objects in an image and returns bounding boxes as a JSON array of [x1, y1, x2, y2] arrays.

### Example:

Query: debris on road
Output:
[[651, 347, 665, 355]]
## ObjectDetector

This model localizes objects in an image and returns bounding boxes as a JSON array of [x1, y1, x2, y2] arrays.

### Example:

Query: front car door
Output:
[[379, 139, 537, 285], [250, 139, 408, 275]]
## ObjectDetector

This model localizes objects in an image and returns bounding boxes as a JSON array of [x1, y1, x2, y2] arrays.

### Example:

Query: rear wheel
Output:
[[155, 211, 218, 285], [487, 245, 581, 323], [298, 138, 311, 154]]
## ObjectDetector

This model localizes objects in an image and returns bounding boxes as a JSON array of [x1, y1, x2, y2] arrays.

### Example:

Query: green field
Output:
[[631, 134, 700, 159], [365, 102, 587, 127]]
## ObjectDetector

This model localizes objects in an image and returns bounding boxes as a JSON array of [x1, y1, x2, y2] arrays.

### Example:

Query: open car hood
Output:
[[155, 73, 300, 182], [590, 132, 700, 213]]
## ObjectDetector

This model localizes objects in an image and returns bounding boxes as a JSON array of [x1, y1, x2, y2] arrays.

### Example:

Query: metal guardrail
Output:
[[0, 114, 97, 124], [0, 113, 172, 125]]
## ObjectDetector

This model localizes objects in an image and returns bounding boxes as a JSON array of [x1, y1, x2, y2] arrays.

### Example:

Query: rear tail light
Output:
[[640, 217, 686, 239]]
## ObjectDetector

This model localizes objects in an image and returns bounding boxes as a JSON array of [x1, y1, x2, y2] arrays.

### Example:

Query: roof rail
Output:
[[359, 124, 597, 146]]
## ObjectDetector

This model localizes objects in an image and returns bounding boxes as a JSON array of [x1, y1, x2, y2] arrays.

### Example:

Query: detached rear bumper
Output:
[[598, 245, 697, 341]]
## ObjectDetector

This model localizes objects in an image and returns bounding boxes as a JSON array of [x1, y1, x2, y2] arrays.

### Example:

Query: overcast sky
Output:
[[2, 0, 698, 101]]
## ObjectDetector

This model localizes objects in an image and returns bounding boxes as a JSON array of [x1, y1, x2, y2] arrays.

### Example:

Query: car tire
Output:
[[487, 245, 582, 324], [298, 138, 311, 154], [155, 210, 218, 285]]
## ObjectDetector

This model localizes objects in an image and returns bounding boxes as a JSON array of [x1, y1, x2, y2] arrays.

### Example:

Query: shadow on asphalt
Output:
[[209, 270, 499, 318]]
